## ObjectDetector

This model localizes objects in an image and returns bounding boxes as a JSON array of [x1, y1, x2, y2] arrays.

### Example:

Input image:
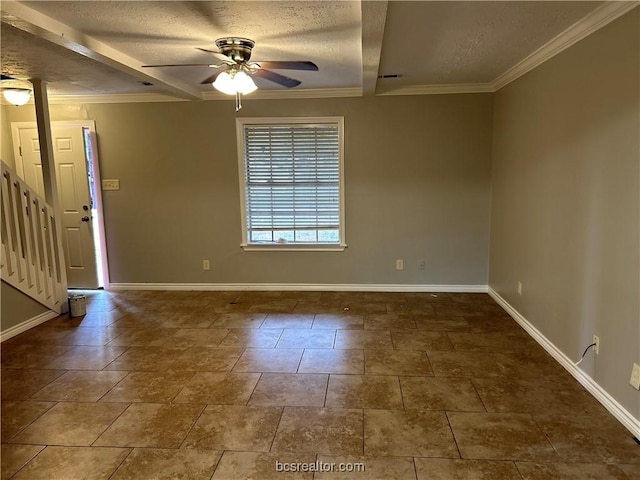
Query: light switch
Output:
[[102, 179, 120, 191]]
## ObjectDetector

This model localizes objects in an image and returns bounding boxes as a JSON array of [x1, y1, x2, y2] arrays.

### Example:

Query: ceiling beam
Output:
[[361, 0, 388, 96], [1, 1, 203, 101]]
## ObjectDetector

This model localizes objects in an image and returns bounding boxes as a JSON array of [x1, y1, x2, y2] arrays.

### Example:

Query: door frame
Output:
[[11, 120, 111, 289]]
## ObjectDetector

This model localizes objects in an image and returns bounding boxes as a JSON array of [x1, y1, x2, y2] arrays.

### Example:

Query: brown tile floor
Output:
[[1, 290, 639, 479]]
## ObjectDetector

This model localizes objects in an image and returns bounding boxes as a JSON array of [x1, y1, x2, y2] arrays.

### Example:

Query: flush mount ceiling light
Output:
[[2, 88, 32, 106], [143, 37, 318, 112]]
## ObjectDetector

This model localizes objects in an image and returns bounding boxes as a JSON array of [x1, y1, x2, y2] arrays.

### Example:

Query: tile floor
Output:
[[1, 290, 639, 479]]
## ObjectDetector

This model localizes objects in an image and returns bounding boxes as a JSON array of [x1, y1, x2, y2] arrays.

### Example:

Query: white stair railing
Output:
[[1, 161, 65, 312]]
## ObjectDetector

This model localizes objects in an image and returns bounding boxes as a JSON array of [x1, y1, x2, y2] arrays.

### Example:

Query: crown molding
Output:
[[201, 87, 363, 101], [45, 88, 362, 104], [376, 83, 494, 96], [46, 93, 190, 104], [492, 1, 640, 91]]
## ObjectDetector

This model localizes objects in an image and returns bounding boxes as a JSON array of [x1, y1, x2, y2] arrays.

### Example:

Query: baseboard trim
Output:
[[488, 287, 640, 438], [109, 283, 488, 293], [0, 310, 59, 343]]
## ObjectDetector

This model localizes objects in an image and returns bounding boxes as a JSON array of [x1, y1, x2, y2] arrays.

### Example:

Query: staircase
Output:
[[1, 161, 66, 313]]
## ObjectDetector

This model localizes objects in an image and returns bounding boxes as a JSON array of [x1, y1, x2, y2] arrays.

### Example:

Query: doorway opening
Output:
[[11, 120, 110, 290], [82, 127, 105, 288]]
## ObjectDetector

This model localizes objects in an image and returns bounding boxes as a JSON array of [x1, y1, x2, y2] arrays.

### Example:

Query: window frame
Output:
[[236, 116, 346, 251]]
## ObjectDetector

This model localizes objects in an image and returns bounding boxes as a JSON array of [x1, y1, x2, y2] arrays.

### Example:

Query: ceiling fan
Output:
[[142, 37, 318, 110]]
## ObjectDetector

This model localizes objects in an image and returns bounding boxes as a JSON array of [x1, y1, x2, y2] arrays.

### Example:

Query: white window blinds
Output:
[[238, 118, 344, 247]]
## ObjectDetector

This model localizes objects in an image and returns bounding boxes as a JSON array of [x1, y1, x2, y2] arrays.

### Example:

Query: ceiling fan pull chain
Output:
[[235, 91, 242, 112]]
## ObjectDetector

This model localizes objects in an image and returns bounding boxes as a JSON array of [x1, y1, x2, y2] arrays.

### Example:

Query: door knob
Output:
[[81, 216, 90, 222]]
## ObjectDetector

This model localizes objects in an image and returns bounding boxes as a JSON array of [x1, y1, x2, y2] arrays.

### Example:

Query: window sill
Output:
[[241, 243, 347, 252]]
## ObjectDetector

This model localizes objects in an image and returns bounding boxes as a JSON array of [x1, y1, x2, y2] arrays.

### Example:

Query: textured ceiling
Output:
[[379, 1, 603, 86], [1, 22, 165, 95], [5, 1, 362, 94], [0, 1, 617, 100]]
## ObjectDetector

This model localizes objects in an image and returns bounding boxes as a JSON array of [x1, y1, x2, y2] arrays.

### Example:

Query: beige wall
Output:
[[6, 94, 494, 286], [1, 281, 48, 331], [490, 9, 639, 419]]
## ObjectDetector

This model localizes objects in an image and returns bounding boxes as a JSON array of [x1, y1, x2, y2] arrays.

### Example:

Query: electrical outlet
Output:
[[396, 259, 404, 270], [630, 363, 640, 390], [517, 281, 522, 296], [202, 260, 210, 271], [593, 335, 600, 355], [418, 260, 425, 270]]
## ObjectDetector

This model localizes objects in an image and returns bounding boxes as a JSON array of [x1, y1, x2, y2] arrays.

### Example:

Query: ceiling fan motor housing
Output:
[[215, 37, 255, 63]]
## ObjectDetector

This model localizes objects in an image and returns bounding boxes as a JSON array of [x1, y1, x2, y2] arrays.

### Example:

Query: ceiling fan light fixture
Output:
[[234, 71, 257, 95], [212, 71, 237, 95], [213, 70, 257, 96], [2, 88, 31, 106]]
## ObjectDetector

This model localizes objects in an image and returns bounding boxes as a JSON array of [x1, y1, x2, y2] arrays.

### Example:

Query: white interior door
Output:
[[16, 128, 46, 197], [16, 126, 99, 288]]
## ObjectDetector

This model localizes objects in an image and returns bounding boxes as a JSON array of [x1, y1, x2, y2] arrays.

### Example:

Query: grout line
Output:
[[362, 347, 367, 376], [295, 348, 305, 373], [94, 370, 132, 402], [99, 346, 131, 372], [245, 372, 263, 406], [323, 374, 330, 408], [227, 347, 245, 372], [311, 452, 319, 480], [10, 444, 47, 476], [105, 447, 134, 480], [411, 456, 419, 480], [512, 461, 527, 480], [4, 400, 58, 443], [267, 406, 286, 453], [256, 312, 267, 329], [444, 331, 462, 352], [207, 450, 225, 480], [176, 402, 208, 449], [90, 402, 133, 447], [397, 375, 407, 410], [230, 346, 250, 372], [361, 407, 365, 456], [468, 378, 489, 413], [168, 370, 198, 403], [423, 346, 434, 378], [273, 329, 285, 347], [531, 415, 562, 459], [445, 411, 463, 459]]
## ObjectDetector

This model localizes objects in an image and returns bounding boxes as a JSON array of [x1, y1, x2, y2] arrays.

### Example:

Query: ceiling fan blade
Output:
[[142, 63, 218, 68], [255, 61, 318, 71], [196, 47, 229, 60], [253, 69, 301, 88], [196, 47, 218, 54], [200, 71, 223, 85]]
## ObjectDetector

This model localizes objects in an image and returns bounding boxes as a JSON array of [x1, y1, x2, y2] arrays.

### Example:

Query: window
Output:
[[237, 117, 345, 250]]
